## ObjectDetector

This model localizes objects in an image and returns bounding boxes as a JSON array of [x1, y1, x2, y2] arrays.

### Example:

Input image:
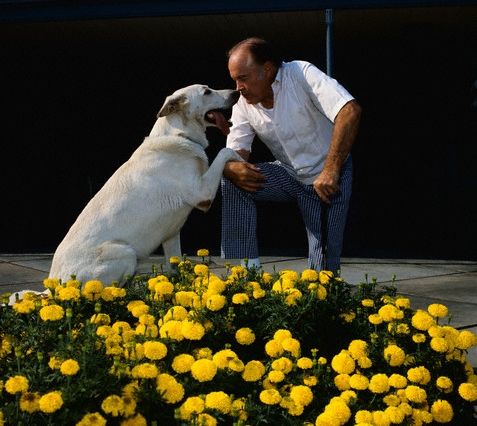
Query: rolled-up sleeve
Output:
[[301, 62, 354, 123], [226, 98, 256, 151]]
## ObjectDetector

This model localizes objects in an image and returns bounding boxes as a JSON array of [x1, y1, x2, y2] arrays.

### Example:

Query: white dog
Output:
[[47, 84, 242, 285]]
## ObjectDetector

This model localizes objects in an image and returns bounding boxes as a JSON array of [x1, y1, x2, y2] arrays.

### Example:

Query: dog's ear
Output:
[[158, 94, 188, 118]]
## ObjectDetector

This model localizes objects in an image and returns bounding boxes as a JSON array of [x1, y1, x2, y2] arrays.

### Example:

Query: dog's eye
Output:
[[203, 89, 211, 95]]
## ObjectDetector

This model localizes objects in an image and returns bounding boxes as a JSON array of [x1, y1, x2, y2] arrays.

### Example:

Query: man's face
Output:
[[228, 50, 272, 105]]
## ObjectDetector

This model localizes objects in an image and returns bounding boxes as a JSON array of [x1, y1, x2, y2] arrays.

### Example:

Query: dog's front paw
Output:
[[220, 148, 244, 162]]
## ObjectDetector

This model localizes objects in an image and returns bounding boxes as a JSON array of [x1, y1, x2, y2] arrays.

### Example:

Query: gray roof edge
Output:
[[1, 0, 477, 24]]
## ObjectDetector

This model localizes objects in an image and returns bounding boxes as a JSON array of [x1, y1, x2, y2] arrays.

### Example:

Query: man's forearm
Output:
[[323, 100, 362, 174]]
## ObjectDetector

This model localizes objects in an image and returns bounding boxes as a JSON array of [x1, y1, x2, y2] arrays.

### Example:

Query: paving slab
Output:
[[392, 273, 477, 304], [8, 258, 52, 273], [0, 262, 48, 286]]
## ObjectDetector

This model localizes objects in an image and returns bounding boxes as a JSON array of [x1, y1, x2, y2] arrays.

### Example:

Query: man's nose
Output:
[[236, 82, 244, 92]]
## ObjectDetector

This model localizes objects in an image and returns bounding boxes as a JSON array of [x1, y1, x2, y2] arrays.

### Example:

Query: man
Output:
[[221, 37, 361, 272]]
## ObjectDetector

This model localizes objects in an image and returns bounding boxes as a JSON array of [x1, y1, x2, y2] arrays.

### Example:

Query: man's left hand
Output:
[[313, 169, 340, 204]]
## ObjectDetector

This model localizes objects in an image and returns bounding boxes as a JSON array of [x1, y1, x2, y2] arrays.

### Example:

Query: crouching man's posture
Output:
[[221, 37, 361, 272]]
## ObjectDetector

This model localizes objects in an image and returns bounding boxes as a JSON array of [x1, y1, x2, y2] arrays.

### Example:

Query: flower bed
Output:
[[1, 250, 476, 425]]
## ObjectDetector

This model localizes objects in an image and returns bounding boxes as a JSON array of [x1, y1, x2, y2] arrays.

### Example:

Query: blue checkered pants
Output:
[[221, 157, 352, 272]]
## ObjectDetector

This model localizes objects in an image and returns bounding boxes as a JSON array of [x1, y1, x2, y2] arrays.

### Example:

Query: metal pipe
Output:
[[325, 8, 334, 77]]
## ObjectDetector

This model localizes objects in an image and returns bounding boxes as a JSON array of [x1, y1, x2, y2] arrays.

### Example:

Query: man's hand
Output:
[[313, 168, 340, 204], [223, 161, 266, 192]]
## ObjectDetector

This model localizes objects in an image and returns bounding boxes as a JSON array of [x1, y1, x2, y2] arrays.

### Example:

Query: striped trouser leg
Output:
[[221, 162, 300, 260], [297, 157, 353, 272]]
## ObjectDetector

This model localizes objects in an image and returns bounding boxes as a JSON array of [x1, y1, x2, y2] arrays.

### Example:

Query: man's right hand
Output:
[[223, 161, 266, 192]]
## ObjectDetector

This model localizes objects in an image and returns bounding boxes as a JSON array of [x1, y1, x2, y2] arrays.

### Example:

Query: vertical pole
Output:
[[325, 8, 334, 78]]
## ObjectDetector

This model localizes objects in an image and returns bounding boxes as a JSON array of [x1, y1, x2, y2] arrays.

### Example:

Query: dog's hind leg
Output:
[[162, 233, 182, 265], [91, 241, 137, 285]]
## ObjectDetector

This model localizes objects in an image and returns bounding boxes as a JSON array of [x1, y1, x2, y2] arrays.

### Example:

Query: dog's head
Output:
[[158, 85, 240, 136]]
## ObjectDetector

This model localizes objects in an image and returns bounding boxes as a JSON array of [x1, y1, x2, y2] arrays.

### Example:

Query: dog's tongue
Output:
[[208, 110, 231, 135]]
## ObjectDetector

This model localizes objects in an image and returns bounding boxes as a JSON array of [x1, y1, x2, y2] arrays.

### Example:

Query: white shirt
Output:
[[227, 60, 354, 184]]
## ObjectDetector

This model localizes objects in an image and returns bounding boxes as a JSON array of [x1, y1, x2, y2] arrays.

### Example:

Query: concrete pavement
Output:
[[1, 253, 476, 366]]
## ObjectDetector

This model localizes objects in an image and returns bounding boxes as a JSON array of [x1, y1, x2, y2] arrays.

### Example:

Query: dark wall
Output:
[[1, 7, 476, 259]]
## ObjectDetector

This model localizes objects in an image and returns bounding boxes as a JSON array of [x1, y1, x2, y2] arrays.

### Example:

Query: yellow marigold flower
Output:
[[235, 327, 255, 345], [228, 358, 245, 372], [348, 339, 368, 359], [131, 363, 158, 379], [90, 313, 111, 326], [455, 330, 477, 350], [43, 277, 60, 290], [191, 359, 217, 382], [197, 248, 209, 257], [372, 410, 391, 425], [349, 374, 369, 390], [304, 375, 318, 386], [436, 376, 453, 392], [57, 286, 80, 302], [60, 359, 80, 376], [253, 288, 266, 299], [194, 264, 209, 276], [5, 375, 29, 394], [282, 337, 300, 357], [407, 366, 431, 385], [334, 374, 351, 391], [39, 391, 63, 414], [261, 272, 273, 284], [169, 256, 181, 264], [285, 288, 302, 305], [273, 329, 292, 342], [411, 310, 435, 331], [384, 406, 405, 424], [430, 399, 453, 423], [264, 338, 283, 357], [242, 360, 266, 382], [318, 356, 327, 365], [340, 311, 356, 323], [297, 357, 313, 369], [19, 392, 40, 413], [412, 333, 426, 343], [389, 374, 408, 388], [325, 398, 351, 424], [430, 337, 449, 353], [181, 320, 205, 340], [260, 388, 282, 405], [154, 281, 174, 297], [315, 412, 340, 425], [301, 269, 319, 281], [120, 413, 147, 426], [357, 356, 373, 369], [143, 340, 167, 360], [194, 347, 213, 359], [384, 344, 406, 367], [268, 370, 285, 383], [205, 294, 226, 311], [136, 323, 158, 338], [205, 391, 232, 414], [428, 303, 448, 318], [212, 349, 238, 369], [271, 357, 293, 374], [315, 284, 327, 300], [39, 304, 64, 321], [378, 304, 402, 322], [369, 313, 383, 325], [290, 385, 313, 406], [76, 412, 107, 426], [361, 298, 374, 308], [13, 299, 36, 314], [340, 390, 357, 405], [355, 410, 373, 424], [195, 413, 217, 426], [48, 356, 63, 370], [395, 297, 411, 309], [405, 385, 427, 403], [319, 270, 333, 284], [82, 280, 103, 299], [232, 293, 249, 304], [458, 382, 477, 401], [172, 353, 195, 373], [179, 396, 205, 420], [369, 374, 390, 394], [131, 304, 149, 318], [101, 395, 124, 417], [331, 350, 356, 375], [383, 394, 400, 407], [121, 395, 136, 417], [157, 374, 184, 404]]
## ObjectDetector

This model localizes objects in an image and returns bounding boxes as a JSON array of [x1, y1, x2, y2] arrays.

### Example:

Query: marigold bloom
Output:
[[384, 344, 406, 367], [5, 375, 29, 394], [242, 360, 266, 382], [191, 359, 217, 382], [389, 374, 408, 389], [407, 366, 431, 385], [260, 388, 282, 405], [197, 248, 209, 257], [355, 410, 373, 424], [431, 399, 453, 423], [436, 376, 453, 392], [57, 286, 81, 302], [142, 340, 167, 360], [455, 330, 477, 349], [101, 395, 124, 417], [13, 299, 36, 314], [369, 313, 383, 325], [39, 304, 64, 321], [334, 374, 351, 391], [348, 339, 368, 359], [82, 280, 103, 299], [405, 385, 427, 403], [172, 353, 195, 373], [60, 359, 80, 376], [76, 412, 107, 426], [331, 350, 355, 375], [290, 385, 313, 406], [90, 313, 111, 326], [361, 298, 374, 308], [131, 363, 158, 379], [378, 304, 402, 322], [301, 269, 319, 282], [357, 356, 373, 369], [154, 281, 174, 297], [369, 374, 390, 394], [271, 357, 293, 374], [297, 357, 313, 369], [428, 303, 449, 318], [43, 277, 60, 290], [157, 374, 184, 404], [319, 270, 333, 284], [383, 394, 401, 407], [268, 370, 285, 383], [412, 333, 426, 343], [39, 391, 63, 414], [411, 310, 435, 331], [179, 396, 205, 420], [458, 382, 477, 401], [19, 392, 40, 413], [206, 294, 226, 311], [349, 374, 369, 390], [228, 358, 245, 373], [235, 327, 255, 345], [194, 264, 209, 276], [430, 337, 450, 353], [120, 413, 147, 426], [282, 337, 300, 356], [212, 349, 238, 369], [395, 297, 411, 309], [205, 391, 232, 414], [181, 320, 205, 340], [169, 256, 181, 264], [265, 340, 284, 357]]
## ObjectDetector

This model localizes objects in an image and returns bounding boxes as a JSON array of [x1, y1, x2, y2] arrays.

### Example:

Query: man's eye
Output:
[[204, 89, 211, 95]]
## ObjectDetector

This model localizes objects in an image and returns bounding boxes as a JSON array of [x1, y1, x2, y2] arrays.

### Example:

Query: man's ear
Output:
[[157, 93, 188, 118]]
